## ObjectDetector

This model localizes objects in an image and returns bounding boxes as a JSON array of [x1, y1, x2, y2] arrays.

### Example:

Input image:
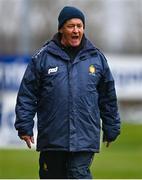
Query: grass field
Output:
[[0, 123, 142, 179]]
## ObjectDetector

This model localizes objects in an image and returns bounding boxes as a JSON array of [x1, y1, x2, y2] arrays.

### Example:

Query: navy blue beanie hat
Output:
[[58, 6, 85, 29]]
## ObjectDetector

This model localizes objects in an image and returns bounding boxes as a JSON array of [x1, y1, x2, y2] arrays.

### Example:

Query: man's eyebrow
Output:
[[67, 23, 82, 26]]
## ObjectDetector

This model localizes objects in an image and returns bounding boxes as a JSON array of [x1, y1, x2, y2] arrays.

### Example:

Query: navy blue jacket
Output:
[[15, 37, 120, 152]]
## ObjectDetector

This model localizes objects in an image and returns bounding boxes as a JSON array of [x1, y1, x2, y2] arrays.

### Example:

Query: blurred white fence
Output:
[[108, 54, 142, 100]]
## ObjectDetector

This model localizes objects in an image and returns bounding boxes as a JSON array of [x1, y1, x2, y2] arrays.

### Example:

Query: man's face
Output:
[[59, 18, 84, 47]]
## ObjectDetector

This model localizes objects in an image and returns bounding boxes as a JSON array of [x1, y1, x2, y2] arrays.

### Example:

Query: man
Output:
[[15, 6, 120, 179]]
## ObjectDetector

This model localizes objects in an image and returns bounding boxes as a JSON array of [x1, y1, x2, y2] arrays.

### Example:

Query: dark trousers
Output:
[[39, 151, 94, 179]]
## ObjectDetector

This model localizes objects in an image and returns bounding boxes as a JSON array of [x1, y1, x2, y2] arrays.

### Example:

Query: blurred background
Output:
[[0, 0, 142, 179]]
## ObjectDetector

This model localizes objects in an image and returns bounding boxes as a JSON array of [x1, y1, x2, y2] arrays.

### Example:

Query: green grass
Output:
[[0, 123, 142, 179], [0, 149, 39, 179], [91, 123, 142, 178]]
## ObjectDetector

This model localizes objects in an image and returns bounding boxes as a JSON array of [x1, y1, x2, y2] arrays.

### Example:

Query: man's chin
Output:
[[70, 42, 81, 47], [69, 39, 81, 47]]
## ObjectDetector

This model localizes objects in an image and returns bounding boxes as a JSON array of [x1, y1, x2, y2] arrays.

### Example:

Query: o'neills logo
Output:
[[89, 65, 96, 74]]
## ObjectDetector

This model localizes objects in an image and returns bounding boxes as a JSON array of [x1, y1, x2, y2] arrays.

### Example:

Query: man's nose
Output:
[[73, 26, 79, 33]]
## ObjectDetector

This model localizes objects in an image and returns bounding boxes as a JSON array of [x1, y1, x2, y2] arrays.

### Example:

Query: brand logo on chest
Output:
[[48, 67, 58, 74]]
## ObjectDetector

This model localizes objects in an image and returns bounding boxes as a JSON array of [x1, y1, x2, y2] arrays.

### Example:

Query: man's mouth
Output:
[[72, 35, 79, 40]]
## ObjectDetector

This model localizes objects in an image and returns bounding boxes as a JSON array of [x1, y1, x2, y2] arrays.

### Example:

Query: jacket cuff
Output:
[[18, 130, 33, 137]]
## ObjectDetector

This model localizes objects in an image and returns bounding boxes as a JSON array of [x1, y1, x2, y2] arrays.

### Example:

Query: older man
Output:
[[15, 6, 120, 179]]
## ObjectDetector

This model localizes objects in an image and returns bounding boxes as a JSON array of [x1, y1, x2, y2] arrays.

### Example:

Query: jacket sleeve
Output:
[[15, 56, 40, 137], [98, 53, 121, 142]]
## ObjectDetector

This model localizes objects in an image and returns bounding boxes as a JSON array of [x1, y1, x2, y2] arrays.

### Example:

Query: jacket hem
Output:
[[36, 147, 100, 153]]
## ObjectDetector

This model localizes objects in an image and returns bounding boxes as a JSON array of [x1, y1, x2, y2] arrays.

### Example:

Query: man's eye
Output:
[[77, 25, 82, 28], [67, 25, 74, 28], [67, 24, 83, 29]]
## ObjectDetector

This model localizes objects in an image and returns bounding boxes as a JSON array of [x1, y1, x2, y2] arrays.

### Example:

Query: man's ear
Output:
[[59, 28, 63, 34]]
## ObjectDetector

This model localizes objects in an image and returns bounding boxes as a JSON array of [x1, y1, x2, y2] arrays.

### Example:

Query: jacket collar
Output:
[[44, 33, 97, 62]]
